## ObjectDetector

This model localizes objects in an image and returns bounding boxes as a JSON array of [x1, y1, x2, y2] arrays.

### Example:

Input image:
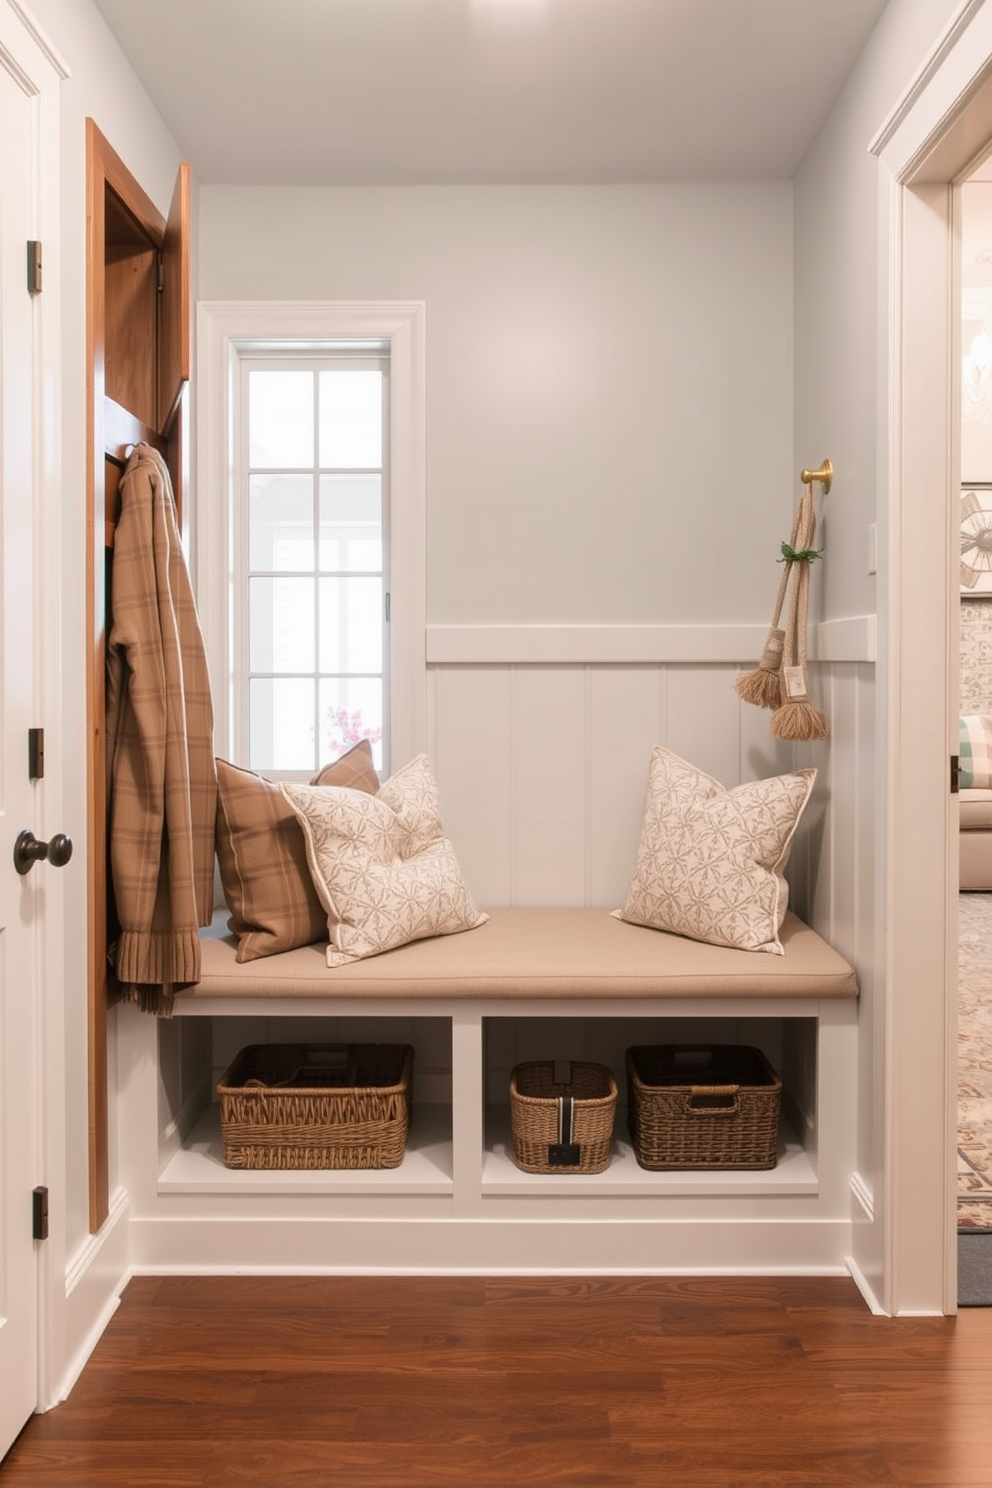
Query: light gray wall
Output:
[[27, 0, 183, 1268], [198, 183, 795, 626]]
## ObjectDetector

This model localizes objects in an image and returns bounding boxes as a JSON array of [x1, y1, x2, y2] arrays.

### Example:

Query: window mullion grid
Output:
[[235, 349, 389, 776]]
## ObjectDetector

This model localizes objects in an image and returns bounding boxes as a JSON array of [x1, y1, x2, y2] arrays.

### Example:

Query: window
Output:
[[196, 302, 426, 781], [238, 354, 388, 774]]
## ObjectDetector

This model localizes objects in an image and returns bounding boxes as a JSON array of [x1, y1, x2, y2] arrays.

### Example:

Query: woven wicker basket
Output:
[[217, 1043, 413, 1170], [626, 1044, 781, 1171], [509, 1059, 617, 1174]]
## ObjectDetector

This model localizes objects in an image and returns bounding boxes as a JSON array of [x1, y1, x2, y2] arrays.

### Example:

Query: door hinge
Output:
[[32, 1186, 49, 1241], [156, 252, 164, 292], [951, 754, 960, 794], [384, 592, 391, 622], [27, 240, 42, 294], [29, 727, 44, 780]]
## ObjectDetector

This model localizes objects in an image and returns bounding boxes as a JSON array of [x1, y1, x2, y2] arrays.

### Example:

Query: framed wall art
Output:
[[961, 484, 992, 594]]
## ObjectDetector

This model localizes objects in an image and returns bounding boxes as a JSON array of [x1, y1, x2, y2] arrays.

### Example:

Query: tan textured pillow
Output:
[[280, 754, 487, 967], [616, 747, 816, 955], [215, 740, 379, 962]]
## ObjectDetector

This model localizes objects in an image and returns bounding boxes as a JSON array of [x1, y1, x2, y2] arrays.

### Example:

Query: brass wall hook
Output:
[[800, 458, 833, 493]]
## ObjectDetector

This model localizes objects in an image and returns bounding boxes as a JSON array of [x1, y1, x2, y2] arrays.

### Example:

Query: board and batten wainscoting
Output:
[[425, 615, 879, 1268], [426, 615, 876, 942]]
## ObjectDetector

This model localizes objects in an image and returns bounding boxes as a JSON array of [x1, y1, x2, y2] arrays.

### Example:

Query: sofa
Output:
[[959, 715, 992, 890], [960, 788, 992, 889]]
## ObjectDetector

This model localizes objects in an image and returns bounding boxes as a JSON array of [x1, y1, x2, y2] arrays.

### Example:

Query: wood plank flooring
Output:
[[3, 1275, 991, 1487]]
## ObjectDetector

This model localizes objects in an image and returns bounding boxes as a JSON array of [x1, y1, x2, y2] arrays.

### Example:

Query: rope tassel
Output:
[[769, 483, 828, 741], [735, 625, 785, 709], [737, 482, 829, 741], [735, 495, 803, 711]]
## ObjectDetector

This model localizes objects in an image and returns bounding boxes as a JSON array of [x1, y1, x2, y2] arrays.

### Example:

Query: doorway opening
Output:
[[955, 160, 992, 1301]]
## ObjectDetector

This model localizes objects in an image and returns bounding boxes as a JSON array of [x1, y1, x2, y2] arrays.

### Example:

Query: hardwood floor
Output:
[[3, 1275, 991, 1487]]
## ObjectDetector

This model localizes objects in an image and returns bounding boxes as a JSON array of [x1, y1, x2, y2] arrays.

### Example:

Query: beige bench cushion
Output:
[[187, 907, 857, 1001]]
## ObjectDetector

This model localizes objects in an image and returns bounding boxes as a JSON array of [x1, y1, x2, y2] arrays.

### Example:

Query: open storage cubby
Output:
[[155, 1013, 454, 1196], [151, 1005, 819, 1199], [116, 988, 856, 1274], [481, 1014, 818, 1197]]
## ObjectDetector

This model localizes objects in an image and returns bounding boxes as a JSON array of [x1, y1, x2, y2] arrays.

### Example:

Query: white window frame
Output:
[[237, 349, 390, 776], [196, 302, 426, 774]]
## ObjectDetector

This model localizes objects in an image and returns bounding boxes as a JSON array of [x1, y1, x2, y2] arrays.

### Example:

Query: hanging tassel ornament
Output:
[[736, 627, 786, 708], [769, 483, 828, 741], [735, 494, 807, 710]]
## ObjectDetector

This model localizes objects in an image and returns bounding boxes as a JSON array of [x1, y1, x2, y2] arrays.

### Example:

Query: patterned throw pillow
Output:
[[215, 740, 380, 962], [959, 715, 992, 790], [281, 754, 487, 967], [616, 747, 817, 955]]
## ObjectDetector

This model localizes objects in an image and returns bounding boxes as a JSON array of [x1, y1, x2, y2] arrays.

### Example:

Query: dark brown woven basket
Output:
[[217, 1043, 413, 1170], [509, 1059, 617, 1174], [626, 1045, 781, 1171]]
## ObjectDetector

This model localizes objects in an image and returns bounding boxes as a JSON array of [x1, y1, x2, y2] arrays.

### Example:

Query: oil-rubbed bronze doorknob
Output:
[[13, 829, 73, 875]]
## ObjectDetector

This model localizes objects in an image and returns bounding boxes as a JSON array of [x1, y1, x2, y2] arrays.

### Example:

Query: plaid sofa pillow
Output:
[[959, 715, 992, 790]]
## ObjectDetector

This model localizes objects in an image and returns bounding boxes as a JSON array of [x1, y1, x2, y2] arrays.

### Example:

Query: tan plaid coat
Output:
[[106, 444, 216, 1014]]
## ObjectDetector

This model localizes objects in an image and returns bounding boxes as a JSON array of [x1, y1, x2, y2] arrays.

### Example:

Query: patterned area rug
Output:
[[958, 893, 992, 1233]]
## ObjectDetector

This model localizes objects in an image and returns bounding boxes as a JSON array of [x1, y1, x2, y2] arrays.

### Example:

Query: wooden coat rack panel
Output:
[[86, 119, 190, 1231]]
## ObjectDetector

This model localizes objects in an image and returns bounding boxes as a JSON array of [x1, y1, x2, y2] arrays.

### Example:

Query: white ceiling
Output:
[[92, 0, 890, 185]]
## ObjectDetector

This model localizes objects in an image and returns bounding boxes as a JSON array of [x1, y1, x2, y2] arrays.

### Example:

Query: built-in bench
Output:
[[117, 908, 860, 1279], [186, 907, 858, 1002]]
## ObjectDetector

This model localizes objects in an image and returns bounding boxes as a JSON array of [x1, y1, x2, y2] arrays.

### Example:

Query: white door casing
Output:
[[0, 1, 66, 1457], [869, 6, 992, 1315]]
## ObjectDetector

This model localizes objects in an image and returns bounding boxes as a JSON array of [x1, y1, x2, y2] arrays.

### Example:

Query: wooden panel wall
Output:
[[426, 655, 873, 928]]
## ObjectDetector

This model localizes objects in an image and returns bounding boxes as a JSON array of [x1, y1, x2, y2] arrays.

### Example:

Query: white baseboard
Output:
[[127, 1214, 855, 1276], [846, 1253, 886, 1315], [53, 1187, 131, 1409]]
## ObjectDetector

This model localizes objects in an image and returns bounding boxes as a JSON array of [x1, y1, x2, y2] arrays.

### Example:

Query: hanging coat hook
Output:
[[800, 458, 833, 493]]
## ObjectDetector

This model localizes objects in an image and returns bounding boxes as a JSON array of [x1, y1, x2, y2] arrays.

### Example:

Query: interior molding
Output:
[[809, 615, 877, 663], [845, 1253, 886, 1317], [425, 618, 877, 666], [870, 1, 992, 184], [4, 0, 70, 80], [0, 33, 39, 93], [849, 1169, 875, 1224], [56, 1187, 130, 1408], [868, 0, 984, 159]]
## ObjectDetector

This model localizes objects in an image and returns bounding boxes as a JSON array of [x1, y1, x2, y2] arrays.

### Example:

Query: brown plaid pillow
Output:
[[215, 740, 380, 962]]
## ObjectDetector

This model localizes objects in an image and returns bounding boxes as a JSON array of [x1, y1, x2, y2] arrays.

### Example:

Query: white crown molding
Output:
[[4, 0, 70, 78], [868, 0, 983, 160]]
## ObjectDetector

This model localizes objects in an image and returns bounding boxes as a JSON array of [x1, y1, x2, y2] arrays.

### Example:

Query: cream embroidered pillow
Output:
[[280, 754, 487, 967], [616, 747, 816, 955]]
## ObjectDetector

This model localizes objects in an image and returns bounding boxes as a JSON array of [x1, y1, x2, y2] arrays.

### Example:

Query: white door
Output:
[[0, 6, 63, 1461]]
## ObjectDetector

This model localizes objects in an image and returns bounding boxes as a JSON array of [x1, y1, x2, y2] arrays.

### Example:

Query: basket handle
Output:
[[684, 1084, 740, 1116], [547, 1094, 581, 1167], [305, 1049, 351, 1069]]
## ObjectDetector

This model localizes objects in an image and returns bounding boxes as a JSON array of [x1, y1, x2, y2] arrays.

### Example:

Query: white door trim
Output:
[[870, 7, 992, 1315]]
